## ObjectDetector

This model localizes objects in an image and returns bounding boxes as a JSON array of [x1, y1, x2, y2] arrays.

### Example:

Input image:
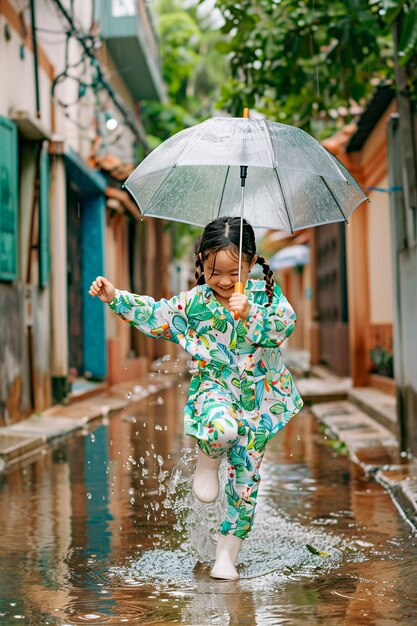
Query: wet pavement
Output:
[[1, 385, 417, 625]]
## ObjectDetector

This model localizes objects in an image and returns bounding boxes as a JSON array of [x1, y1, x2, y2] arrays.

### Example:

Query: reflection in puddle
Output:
[[1, 387, 417, 625]]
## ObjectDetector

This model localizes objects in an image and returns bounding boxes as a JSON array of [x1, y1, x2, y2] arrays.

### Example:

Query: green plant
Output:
[[369, 345, 394, 378]]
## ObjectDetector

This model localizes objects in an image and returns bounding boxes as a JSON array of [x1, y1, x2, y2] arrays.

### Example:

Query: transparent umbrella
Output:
[[123, 113, 367, 313], [124, 115, 367, 232]]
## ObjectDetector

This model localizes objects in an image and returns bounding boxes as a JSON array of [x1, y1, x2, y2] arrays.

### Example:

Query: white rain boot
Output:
[[210, 534, 243, 580], [192, 449, 222, 503]]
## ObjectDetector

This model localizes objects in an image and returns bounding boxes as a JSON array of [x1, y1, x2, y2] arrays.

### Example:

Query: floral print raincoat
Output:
[[109, 279, 303, 448]]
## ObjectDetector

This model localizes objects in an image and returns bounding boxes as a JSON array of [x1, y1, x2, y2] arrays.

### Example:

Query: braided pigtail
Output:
[[257, 256, 275, 306], [194, 239, 205, 285], [194, 256, 205, 285]]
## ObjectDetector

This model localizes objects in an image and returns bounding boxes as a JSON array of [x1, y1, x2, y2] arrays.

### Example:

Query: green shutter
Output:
[[39, 145, 51, 287], [0, 117, 18, 281]]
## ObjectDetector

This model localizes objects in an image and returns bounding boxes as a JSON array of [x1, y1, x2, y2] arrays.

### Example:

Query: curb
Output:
[[0, 371, 179, 471]]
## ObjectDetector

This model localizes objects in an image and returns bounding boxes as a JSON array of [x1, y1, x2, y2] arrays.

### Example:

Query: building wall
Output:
[[367, 178, 393, 325], [0, 0, 165, 419], [323, 101, 397, 386], [0, 8, 53, 131]]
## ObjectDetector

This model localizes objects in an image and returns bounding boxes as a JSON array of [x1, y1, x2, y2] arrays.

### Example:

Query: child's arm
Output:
[[89, 276, 187, 343], [243, 285, 296, 348]]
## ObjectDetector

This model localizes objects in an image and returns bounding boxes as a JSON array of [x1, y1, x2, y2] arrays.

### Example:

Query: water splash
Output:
[[164, 446, 230, 562]]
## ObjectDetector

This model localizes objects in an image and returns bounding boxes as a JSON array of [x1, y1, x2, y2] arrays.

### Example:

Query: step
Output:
[[296, 376, 351, 403], [0, 432, 45, 467], [5, 414, 80, 441], [312, 399, 417, 530], [348, 387, 397, 435], [311, 400, 400, 469]]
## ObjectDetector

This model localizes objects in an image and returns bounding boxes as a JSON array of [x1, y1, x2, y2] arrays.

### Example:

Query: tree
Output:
[[141, 0, 228, 145], [209, 0, 416, 136], [140, 0, 229, 256]]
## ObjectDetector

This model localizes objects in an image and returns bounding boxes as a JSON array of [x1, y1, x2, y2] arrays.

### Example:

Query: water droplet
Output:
[[126, 392, 132, 399], [162, 354, 171, 362], [130, 497, 135, 505], [87, 492, 92, 500], [157, 455, 164, 466]]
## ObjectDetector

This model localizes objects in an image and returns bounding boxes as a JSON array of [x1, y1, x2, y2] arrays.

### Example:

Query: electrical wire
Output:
[[50, 0, 148, 147]]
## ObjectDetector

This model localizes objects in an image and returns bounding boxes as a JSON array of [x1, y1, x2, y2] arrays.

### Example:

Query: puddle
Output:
[[0, 386, 417, 625]]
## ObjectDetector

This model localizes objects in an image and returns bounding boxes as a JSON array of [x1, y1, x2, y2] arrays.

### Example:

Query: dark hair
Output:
[[194, 217, 275, 306]]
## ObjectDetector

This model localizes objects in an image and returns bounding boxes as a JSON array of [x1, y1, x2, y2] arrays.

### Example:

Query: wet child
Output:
[[88, 216, 303, 580]]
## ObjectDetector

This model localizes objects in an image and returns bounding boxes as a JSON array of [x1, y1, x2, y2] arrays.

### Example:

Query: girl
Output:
[[89, 217, 303, 580]]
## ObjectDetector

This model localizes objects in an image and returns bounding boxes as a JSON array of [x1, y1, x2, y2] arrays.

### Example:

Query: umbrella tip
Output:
[[243, 107, 250, 119]]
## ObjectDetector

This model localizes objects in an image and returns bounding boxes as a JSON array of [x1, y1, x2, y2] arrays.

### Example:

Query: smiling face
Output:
[[201, 248, 256, 300]]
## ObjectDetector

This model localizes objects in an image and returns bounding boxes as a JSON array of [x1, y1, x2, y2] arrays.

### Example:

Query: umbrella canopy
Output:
[[270, 245, 310, 271], [124, 117, 367, 233]]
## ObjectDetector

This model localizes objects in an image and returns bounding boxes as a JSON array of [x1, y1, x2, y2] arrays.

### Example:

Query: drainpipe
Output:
[[49, 143, 69, 402], [387, 114, 408, 452], [29, 0, 41, 119]]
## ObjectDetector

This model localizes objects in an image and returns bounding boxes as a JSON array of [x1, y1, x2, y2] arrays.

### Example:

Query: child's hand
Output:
[[89, 276, 116, 303], [229, 292, 250, 321]]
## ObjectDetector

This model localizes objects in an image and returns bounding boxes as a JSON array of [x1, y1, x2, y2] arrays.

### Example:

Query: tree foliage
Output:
[[140, 0, 227, 256], [141, 0, 228, 144], [208, 0, 416, 135]]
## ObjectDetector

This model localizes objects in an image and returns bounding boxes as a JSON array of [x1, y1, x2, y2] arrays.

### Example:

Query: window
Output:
[[0, 117, 18, 281]]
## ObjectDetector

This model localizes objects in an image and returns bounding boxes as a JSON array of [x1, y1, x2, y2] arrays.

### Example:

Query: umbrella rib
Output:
[[216, 165, 230, 220], [264, 120, 295, 232], [262, 119, 276, 167], [273, 167, 294, 234], [319, 176, 349, 223]]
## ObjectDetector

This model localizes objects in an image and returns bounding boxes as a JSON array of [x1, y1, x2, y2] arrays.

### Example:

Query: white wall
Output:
[[1, 1, 136, 160], [367, 175, 394, 324]]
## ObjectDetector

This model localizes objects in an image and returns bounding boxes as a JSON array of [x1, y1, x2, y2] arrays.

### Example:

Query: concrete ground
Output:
[[1, 350, 416, 532]]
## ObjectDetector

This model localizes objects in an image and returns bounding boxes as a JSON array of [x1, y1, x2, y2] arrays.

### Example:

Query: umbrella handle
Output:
[[233, 282, 244, 320]]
